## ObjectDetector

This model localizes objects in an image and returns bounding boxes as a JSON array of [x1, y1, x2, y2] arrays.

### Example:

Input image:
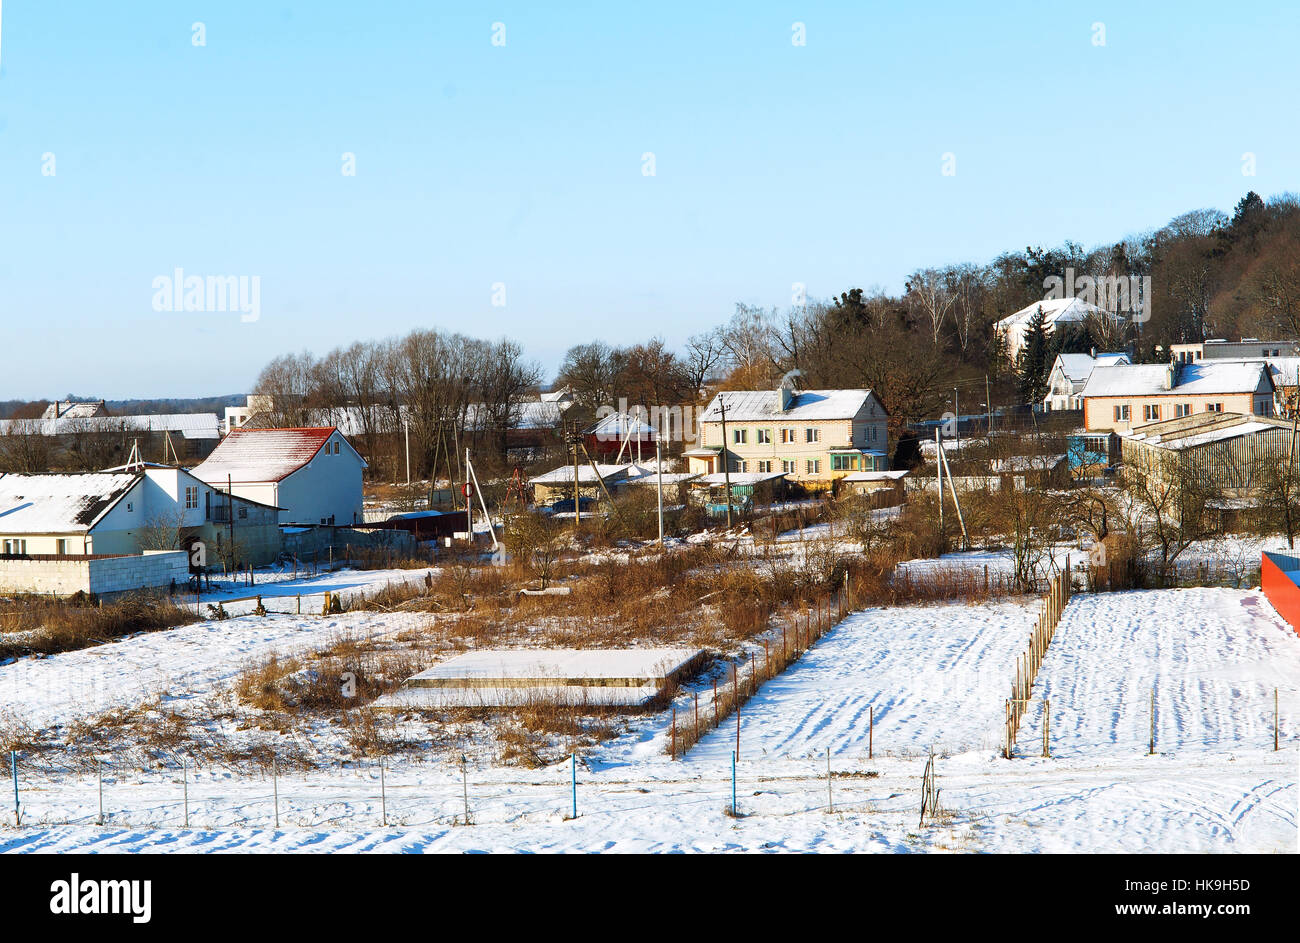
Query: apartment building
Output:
[[686, 386, 889, 490]]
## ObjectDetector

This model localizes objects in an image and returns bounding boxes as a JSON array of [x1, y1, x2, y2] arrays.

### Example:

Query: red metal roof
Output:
[[191, 427, 337, 484]]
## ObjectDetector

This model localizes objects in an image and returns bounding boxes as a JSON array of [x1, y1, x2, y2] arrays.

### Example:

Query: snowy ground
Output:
[[2, 585, 1296, 853], [0, 567, 432, 730]]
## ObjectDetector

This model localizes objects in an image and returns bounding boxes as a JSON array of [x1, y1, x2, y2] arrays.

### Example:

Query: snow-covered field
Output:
[[1017, 588, 1299, 758], [0, 567, 431, 730], [2, 582, 1297, 853]]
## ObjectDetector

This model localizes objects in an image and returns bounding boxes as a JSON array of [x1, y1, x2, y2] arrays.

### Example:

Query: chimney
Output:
[[777, 383, 794, 412], [1165, 364, 1175, 391]]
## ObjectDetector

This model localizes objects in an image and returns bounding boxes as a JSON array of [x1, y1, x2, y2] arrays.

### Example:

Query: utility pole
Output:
[[986, 374, 993, 434], [1287, 350, 1300, 548], [227, 473, 235, 574], [936, 428, 944, 539], [571, 425, 582, 525], [655, 435, 665, 545], [404, 418, 411, 486], [953, 387, 960, 451], [719, 399, 734, 529]]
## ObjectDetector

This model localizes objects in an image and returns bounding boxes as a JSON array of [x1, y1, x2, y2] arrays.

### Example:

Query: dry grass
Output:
[[0, 594, 198, 659]]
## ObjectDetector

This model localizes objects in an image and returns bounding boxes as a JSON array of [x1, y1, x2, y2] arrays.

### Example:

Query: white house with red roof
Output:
[[191, 427, 367, 526]]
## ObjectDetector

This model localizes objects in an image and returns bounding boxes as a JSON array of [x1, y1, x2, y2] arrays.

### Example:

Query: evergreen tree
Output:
[[1016, 305, 1051, 403]]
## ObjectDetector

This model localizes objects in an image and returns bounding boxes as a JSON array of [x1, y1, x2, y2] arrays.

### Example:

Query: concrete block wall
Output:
[[87, 551, 189, 596], [0, 557, 93, 595]]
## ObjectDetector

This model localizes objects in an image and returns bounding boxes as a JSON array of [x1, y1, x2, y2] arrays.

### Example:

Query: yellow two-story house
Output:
[[685, 386, 890, 491]]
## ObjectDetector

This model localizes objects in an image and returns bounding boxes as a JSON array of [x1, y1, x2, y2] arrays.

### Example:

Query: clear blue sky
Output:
[[1, 0, 1297, 399]]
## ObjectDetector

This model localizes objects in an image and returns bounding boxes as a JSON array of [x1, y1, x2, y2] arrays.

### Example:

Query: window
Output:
[[2, 539, 27, 555], [56, 539, 70, 555], [334, 441, 341, 454], [756, 429, 771, 444], [185, 486, 200, 510], [126, 502, 133, 513], [780, 428, 796, 444], [806, 459, 821, 475], [1175, 404, 1191, 418], [805, 428, 821, 443], [870, 426, 878, 441], [781, 460, 796, 474], [1263, 348, 1270, 356], [1113, 405, 1131, 421], [831, 454, 855, 471], [738, 461, 748, 473], [732, 429, 747, 445], [756, 460, 772, 473], [238, 507, 248, 519], [1256, 399, 1274, 417], [1143, 404, 1160, 422], [1206, 402, 1223, 413]]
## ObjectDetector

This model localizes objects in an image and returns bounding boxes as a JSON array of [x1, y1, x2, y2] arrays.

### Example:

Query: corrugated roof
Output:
[[191, 427, 339, 484], [0, 472, 140, 534], [0, 413, 221, 439], [700, 389, 880, 423]]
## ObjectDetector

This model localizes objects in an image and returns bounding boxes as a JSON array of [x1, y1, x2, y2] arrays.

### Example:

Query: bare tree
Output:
[[0, 419, 53, 473], [906, 268, 957, 347]]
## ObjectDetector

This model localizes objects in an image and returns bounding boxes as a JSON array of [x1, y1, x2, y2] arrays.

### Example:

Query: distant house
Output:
[[690, 470, 790, 510], [191, 427, 366, 526], [1170, 338, 1298, 363], [1043, 352, 1130, 411], [41, 400, 108, 420], [836, 469, 909, 501], [691, 385, 889, 491], [583, 411, 657, 463], [1080, 361, 1275, 432], [994, 298, 1120, 362], [0, 412, 222, 463], [528, 463, 637, 506], [0, 466, 281, 565]]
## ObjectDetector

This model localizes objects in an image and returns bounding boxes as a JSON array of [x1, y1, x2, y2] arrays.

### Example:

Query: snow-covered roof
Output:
[[584, 411, 657, 437], [1081, 361, 1271, 398], [1121, 412, 1287, 450], [191, 427, 349, 485], [700, 389, 881, 423], [625, 469, 700, 485], [995, 297, 1115, 332], [529, 463, 630, 485], [0, 472, 140, 534], [696, 471, 788, 486], [1201, 356, 1300, 387], [0, 413, 221, 440], [989, 454, 1067, 473], [464, 400, 568, 431], [1053, 352, 1130, 384], [41, 401, 107, 420], [841, 470, 909, 482]]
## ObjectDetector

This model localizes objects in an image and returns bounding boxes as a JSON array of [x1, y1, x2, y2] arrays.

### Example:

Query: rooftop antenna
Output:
[[125, 438, 144, 471]]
